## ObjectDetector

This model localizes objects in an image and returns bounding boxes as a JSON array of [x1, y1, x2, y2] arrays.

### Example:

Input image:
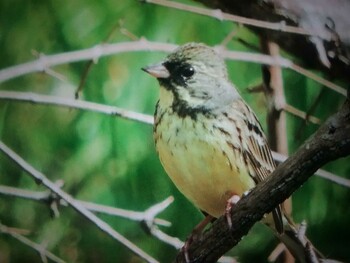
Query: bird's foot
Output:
[[182, 215, 213, 263], [225, 194, 240, 229]]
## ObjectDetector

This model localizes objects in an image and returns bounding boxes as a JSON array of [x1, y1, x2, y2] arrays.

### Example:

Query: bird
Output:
[[142, 42, 312, 262]]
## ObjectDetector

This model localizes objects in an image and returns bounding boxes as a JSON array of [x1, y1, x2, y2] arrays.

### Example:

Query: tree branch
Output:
[[1, 90, 348, 189], [0, 141, 158, 263], [0, 223, 66, 263], [0, 185, 172, 227], [175, 99, 350, 262], [0, 40, 345, 96], [192, 0, 350, 80], [0, 91, 153, 124]]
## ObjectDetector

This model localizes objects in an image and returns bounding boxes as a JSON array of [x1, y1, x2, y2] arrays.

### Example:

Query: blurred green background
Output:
[[0, 0, 349, 262]]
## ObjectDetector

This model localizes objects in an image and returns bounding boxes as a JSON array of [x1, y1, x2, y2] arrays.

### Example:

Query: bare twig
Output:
[[261, 40, 294, 263], [0, 185, 171, 227], [0, 91, 153, 124], [220, 27, 240, 47], [246, 87, 322, 125], [0, 185, 49, 201], [284, 104, 322, 125], [272, 151, 350, 188], [118, 19, 139, 41], [0, 181, 236, 262], [0, 40, 345, 96], [142, 0, 328, 38], [218, 48, 347, 96], [261, 40, 288, 153], [0, 39, 176, 84], [295, 89, 325, 140], [0, 91, 347, 188], [290, 63, 346, 96], [81, 197, 172, 227], [0, 141, 158, 263], [75, 20, 125, 98], [0, 223, 66, 263]]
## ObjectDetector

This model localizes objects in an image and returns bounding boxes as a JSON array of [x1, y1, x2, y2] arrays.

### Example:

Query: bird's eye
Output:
[[180, 65, 195, 78]]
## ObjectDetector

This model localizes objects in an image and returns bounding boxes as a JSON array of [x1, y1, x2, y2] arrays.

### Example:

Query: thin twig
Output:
[[75, 20, 125, 98], [218, 48, 347, 96], [0, 141, 158, 263], [272, 151, 350, 188], [0, 91, 348, 188], [81, 198, 172, 227], [290, 63, 346, 96], [284, 104, 321, 125], [0, 91, 153, 124], [0, 40, 345, 96], [0, 185, 171, 227], [142, 0, 327, 38], [0, 39, 176, 84], [296, 89, 326, 140], [0, 179, 235, 262], [0, 185, 49, 201], [0, 223, 66, 263], [220, 27, 240, 47], [261, 40, 288, 153], [261, 40, 293, 263]]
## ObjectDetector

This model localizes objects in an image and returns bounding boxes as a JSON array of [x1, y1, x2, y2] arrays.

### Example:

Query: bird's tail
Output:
[[274, 214, 323, 263]]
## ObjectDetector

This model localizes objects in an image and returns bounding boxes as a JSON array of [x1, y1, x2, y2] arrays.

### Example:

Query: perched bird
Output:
[[143, 43, 311, 262]]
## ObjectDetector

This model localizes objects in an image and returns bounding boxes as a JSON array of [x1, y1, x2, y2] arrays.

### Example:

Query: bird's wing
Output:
[[234, 99, 284, 233]]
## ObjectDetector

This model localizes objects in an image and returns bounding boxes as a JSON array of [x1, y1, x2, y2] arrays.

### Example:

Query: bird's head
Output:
[[143, 43, 239, 117]]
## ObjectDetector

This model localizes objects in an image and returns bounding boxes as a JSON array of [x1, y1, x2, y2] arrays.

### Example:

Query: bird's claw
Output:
[[225, 194, 240, 229]]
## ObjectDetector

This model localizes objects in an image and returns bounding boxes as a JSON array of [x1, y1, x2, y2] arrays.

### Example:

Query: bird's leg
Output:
[[225, 194, 241, 229], [182, 214, 214, 263]]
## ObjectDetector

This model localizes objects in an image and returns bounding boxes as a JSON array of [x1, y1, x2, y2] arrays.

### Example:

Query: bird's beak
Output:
[[142, 63, 170, 79]]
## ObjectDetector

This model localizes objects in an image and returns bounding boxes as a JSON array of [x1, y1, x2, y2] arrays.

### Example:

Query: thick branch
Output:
[[175, 100, 350, 262], [194, 0, 350, 80]]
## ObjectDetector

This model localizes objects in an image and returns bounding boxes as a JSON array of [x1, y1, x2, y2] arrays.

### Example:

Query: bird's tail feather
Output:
[[276, 215, 323, 263]]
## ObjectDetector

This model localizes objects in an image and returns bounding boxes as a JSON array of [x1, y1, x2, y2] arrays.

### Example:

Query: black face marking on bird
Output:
[[158, 60, 194, 90], [153, 59, 212, 119], [171, 99, 211, 120]]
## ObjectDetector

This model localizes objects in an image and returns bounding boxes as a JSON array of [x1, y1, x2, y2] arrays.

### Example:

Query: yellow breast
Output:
[[154, 109, 256, 218]]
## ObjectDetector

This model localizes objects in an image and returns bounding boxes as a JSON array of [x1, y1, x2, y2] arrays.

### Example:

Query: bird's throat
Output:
[[158, 86, 211, 120]]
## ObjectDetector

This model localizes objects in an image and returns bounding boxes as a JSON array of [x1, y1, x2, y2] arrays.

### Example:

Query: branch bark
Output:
[[174, 99, 350, 262], [194, 0, 350, 80]]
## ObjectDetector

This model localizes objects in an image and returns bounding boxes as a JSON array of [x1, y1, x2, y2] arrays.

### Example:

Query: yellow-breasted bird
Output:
[[143, 43, 313, 262]]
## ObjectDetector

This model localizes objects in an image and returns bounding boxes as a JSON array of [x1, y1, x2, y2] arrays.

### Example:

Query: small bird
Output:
[[143, 43, 310, 262]]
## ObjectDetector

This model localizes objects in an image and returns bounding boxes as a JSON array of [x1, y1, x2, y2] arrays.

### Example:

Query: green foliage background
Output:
[[0, 1, 349, 262]]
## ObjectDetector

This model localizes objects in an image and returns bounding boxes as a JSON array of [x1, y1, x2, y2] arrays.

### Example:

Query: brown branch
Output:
[[174, 99, 350, 262], [192, 0, 350, 80], [295, 89, 325, 140], [284, 104, 321, 125], [261, 40, 288, 154], [261, 39, 293, 263], [143, 0, 314, 37]]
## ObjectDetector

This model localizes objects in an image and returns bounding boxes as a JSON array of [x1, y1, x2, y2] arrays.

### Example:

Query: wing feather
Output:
[[234, 100, 283, 233]]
